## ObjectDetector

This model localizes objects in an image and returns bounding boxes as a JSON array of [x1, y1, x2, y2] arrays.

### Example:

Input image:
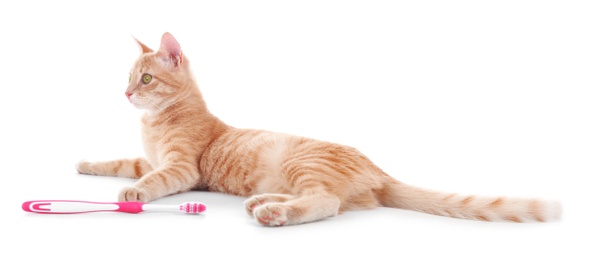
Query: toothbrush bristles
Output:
[[179, 202, 206, 214]]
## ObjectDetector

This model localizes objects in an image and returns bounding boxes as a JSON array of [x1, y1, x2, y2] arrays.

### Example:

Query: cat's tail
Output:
[[377, 176, 562, 222]]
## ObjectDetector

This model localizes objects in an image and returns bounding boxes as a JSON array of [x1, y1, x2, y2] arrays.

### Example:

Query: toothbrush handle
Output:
[[22, 200, 144, 214]]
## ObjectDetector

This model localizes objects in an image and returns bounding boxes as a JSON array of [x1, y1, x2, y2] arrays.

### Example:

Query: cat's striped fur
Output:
[[77, 32, 562, 226]]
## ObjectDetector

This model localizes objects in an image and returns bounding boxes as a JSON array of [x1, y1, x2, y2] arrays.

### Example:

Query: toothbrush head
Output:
[[179, 202, 206, 214]]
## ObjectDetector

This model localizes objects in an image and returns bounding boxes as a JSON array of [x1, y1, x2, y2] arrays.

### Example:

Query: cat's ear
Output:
[[158, 32, 183, 67], [132, 36, 154, 54]]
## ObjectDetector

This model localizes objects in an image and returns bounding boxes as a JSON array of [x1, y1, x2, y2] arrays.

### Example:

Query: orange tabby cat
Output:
[[77, 32, 561, 226]]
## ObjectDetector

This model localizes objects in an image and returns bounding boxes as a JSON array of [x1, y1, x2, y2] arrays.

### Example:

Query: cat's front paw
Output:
[[119, 187, 150, 202], [253, 204, 288, 227], [76, 160, 92, 174]]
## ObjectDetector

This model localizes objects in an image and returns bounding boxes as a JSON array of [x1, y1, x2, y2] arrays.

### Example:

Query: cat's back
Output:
[[200, 127, 325, 179]]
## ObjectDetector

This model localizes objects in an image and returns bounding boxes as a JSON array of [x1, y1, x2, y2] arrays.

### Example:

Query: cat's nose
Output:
[[125, 91, 133, 98]]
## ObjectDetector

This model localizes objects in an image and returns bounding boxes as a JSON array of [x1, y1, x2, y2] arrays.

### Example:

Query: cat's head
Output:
[[126, 32, 193, 112]]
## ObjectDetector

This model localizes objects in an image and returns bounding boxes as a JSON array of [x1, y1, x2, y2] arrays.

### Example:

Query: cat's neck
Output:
[[160, 88, 206, 115], [142, 83, 229, 135]]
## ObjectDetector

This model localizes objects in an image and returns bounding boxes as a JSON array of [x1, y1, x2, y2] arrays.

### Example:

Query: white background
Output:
[[1, 0, 601, 259]]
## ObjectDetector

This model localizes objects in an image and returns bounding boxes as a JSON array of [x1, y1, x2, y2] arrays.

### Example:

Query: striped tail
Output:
[[378, 178, 562, 222]]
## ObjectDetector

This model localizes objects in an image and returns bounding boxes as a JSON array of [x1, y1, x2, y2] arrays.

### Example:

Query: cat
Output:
[[77, 32, 562, 226]]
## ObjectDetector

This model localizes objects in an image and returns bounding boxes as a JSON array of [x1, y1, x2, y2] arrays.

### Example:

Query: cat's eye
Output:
[[142, 73, 152, 84]]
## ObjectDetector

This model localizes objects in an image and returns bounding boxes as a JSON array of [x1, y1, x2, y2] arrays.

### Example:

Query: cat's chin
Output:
[[132, 103, 163, 114], [128, 99, 152, 110], [130, 103, 154, 113]]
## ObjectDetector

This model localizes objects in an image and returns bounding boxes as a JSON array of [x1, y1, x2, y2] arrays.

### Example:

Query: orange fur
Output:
[[77, 32, 562, 226]]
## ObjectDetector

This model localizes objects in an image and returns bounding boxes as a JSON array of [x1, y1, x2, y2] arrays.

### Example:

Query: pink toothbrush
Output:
[[22, 200, 206, 214]]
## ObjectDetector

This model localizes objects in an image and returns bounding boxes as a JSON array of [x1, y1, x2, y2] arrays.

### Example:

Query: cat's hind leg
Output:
[[76, 158, 152, 178], [250, 193, 340, 226]]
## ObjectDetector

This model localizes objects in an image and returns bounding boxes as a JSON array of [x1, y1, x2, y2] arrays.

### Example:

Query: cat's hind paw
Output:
[[253, 203, 288, 227], [244, 197, 266, 216], [244, 193, 295, 216]]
